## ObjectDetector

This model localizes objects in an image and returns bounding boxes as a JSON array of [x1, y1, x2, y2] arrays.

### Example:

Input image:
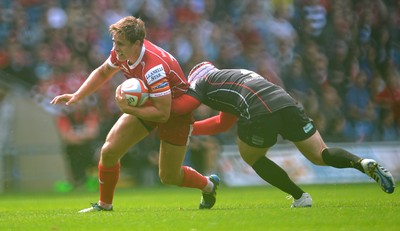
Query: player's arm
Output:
[[193, 112, 238, 135], [51, 61, 119, 105], [73, 61, 119, 100], [170, 94, 202, 114], [115, 83, 172, 123]]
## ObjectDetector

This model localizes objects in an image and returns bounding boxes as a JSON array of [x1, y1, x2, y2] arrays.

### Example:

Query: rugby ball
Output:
[[120, 78, 149, 106]]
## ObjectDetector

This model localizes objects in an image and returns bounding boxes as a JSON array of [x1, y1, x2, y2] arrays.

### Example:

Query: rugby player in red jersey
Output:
[[51, 16, 219, 212], [171, 61, 395, 207]]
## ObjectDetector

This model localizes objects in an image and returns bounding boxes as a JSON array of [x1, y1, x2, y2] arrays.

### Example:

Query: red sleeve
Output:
[[193, 112, 238, 135], [171, 94, 201, 114]]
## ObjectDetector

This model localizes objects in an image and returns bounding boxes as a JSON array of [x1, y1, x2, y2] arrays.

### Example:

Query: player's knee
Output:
[[307, 153, 325, 166], [309, 157, 325, 166], [100, 142, 119, 164], [240, 152, 265, 166]]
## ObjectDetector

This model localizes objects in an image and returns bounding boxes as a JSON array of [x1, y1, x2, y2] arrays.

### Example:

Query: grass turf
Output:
[[0, 183, 398, 231]]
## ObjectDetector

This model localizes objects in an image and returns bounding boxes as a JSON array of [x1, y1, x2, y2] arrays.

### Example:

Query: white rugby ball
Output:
[[120, 78, 149, 107]]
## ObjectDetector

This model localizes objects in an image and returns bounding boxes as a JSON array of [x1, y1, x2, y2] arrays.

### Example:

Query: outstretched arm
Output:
[[193, 112, 238, 135], [51, 61, 119, 105]]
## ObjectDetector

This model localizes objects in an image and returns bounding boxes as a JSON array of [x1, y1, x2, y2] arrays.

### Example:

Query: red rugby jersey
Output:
[[107, 39, 188, 99]]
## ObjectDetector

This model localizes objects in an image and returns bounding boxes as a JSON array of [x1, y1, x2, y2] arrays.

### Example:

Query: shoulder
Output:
[[143, 40, 168, 61], [143, 40, 179, 69]]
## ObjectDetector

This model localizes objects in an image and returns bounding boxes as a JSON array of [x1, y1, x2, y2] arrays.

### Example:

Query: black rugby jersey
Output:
[[187, 69, 297, 119]]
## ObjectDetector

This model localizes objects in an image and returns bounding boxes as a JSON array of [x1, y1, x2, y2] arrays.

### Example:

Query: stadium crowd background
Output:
[[1, 0, 400, 186]]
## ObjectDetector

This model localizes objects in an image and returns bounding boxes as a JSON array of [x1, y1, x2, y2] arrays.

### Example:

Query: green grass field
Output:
[[0, 183, 398, 231]]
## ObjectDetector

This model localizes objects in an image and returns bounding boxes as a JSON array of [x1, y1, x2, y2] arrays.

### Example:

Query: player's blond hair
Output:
[[109, 16, 146, 45]]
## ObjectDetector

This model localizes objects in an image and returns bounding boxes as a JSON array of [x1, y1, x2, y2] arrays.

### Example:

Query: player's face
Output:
[[112, 34, 139, 62]]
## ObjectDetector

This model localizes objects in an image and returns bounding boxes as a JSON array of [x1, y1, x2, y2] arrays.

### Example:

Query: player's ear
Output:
[[132, 40, 141, 47]]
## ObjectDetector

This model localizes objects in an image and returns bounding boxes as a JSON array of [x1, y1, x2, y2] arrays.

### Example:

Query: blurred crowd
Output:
[[1, 0, 400, 186]]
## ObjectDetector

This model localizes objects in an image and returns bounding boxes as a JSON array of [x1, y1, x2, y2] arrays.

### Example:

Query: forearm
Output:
[[193, 112, 237, 135], [171, 94, 201, 114], [118, 94, 172, 123], [123, 103, 171, 123], [74, 67, 114, 100]]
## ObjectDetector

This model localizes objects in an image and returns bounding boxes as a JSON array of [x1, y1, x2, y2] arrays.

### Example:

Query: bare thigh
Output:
[[237, 138, 269, 166], [100, 114, 149, 167], [293, 130, 327, 165]]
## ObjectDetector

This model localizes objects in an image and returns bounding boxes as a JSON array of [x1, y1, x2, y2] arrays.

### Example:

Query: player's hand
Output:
[[115, 84, 131, 113], [50, 94, 78, 106], [115, 84, 124, 102]]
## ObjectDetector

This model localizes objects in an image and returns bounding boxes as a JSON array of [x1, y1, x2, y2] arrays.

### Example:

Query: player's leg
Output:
[[294, 130, 365, 169], [157, 114, 219, 209], [237, 138, 308, 204], [236, 113, 309, 204], [292, 130, 327, 165], [158, 141, 189, 185], [236, 110, 312, 207], [294, 131, 395, 193], [100, 114, 149, 167], [158, 140, 219, 209], [158, 141, 215, 190], [281, 106, 363, 168], [79, 114, 150, 212], [290, 107, 395, 194]]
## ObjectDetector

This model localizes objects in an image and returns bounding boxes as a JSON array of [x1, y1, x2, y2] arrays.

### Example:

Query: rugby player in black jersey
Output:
[[172, 62, 395, 208]]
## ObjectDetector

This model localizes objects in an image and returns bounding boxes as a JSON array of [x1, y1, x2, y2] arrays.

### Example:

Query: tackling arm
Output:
[[170, 94, 202, 114], [193, 112, 238, 135]]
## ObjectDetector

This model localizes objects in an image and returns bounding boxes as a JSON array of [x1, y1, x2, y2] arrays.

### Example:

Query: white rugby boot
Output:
[[291, 193, 312, 208], [361, 159, 395, 194]]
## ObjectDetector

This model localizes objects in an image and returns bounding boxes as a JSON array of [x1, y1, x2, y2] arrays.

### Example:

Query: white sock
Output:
[[98, 201, 112, 209], [202, 177, 214, 193]]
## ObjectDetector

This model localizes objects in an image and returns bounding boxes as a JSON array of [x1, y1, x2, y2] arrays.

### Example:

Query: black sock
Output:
[[252, 156, 304, 199], [321, 148, 364, 172]]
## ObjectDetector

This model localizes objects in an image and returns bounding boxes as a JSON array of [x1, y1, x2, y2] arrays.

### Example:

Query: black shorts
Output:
[[237, 106, 316, 148]]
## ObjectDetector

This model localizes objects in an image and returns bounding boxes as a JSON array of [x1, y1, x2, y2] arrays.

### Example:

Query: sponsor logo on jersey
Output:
[[303, 122, 314, 133], [251, 135, 265, 146], [150, 90, 171, 97], [152, 81, 169, 90], [145, 64, 166, 84]]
